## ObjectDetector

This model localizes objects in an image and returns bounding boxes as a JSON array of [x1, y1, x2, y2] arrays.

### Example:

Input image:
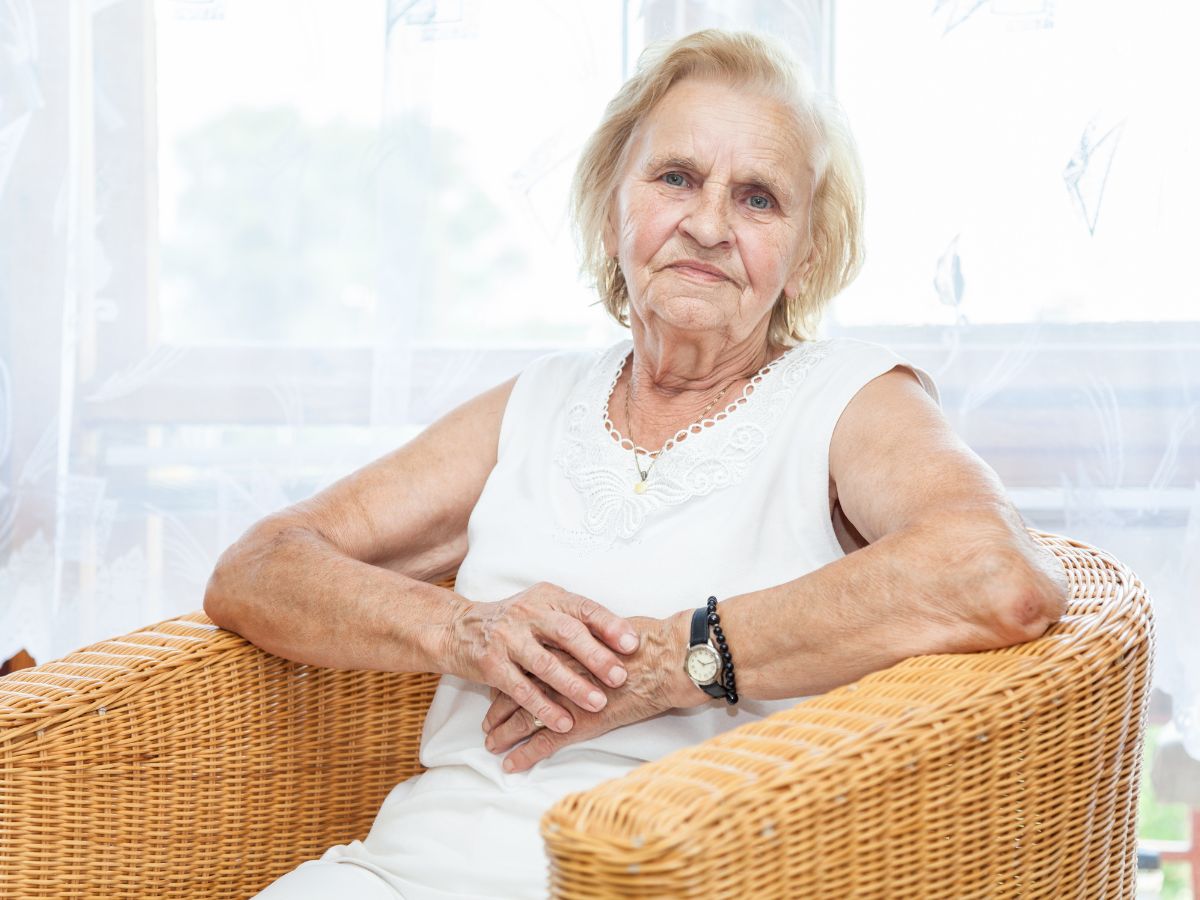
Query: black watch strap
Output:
[[689, 607, 726, 699], [689, 605, 710, 645]]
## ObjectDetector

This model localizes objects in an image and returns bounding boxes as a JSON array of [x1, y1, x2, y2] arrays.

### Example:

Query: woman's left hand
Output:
[[481, 615, 680, 773]]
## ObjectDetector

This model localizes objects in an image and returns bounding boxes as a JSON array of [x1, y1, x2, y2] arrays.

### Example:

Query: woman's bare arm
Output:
[[202, 376, 519, 674], [487, 365, 1072, 773], [652, 365, 1070, 706], [203, 372, 643, 733]]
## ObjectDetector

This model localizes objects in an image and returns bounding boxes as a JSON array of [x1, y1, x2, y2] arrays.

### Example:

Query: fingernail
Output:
[[557, 716, 573, 732], [608, 666, 627, 686], [503, 758, 515, 772], [481, 720, 490, 733], [588, 690, 606, 710], [620, 633, 637, 652], [484, 736, 495, 752]]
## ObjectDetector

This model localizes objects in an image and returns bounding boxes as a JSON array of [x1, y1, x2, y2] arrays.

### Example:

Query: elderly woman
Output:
[[209, 29, 1068, 900]]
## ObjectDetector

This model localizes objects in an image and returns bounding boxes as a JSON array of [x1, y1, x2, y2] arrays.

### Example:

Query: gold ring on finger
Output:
[[532, 717, 544, 729]]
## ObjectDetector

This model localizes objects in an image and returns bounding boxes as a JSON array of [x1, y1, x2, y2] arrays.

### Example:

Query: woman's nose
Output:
[[680, 186, 733, 247]]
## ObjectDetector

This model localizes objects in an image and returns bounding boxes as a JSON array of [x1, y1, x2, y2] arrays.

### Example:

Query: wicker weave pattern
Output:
[[541, 532, 1155, 898], [0, 613, 439, 899], [0, 531, 1152, 899]]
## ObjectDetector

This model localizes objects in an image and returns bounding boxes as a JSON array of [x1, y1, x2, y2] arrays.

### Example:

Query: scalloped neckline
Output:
[[600, 341, 800, 458]]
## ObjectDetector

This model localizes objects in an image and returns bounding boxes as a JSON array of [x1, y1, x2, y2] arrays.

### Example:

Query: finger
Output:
[[482, 690, 520, 734], [484, 648, 575, 733], [501, 665, 575, 734], [502, 726, 564, 774], [543, 611, 630, 690], [568, 594, 639, 656], [525, 638, 610, 714], [484, 705, 543, 754]]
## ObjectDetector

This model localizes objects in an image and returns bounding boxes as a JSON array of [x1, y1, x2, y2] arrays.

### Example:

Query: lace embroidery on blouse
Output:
[[552, 339, 833, 548]]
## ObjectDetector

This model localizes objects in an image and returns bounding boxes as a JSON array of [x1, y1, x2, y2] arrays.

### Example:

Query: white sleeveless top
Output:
[[334, 337, 938, 900]]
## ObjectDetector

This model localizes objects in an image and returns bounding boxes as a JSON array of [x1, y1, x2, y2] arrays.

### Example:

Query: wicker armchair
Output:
[[0, 530, 1153, 899]]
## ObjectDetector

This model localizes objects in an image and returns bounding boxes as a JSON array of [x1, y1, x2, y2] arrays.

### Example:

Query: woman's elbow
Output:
[[202, 517, 298, 630], [994, 545, 1070, 645], [203, 549, 244, 631]]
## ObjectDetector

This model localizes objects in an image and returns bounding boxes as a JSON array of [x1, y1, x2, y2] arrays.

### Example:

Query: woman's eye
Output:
[[663, 172, 687, 187], [748, 194, 772, 210]]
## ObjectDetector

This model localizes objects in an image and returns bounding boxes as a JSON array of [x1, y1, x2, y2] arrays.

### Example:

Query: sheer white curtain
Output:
[[1, 0, 1196, 756], [827, 0, 1200, 758]]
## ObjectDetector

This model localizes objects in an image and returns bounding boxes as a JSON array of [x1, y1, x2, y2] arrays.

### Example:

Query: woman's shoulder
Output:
[[797, 335, 941, 406], [516, 339, 628, 391], [811, 335, 901, 358], [779, 335, 908, 380], [522, 343, 613, 373]]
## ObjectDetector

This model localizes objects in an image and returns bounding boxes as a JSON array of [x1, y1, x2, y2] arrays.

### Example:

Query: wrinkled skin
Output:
[[479, 615, 685, 773], [447, 581, 643, 735]]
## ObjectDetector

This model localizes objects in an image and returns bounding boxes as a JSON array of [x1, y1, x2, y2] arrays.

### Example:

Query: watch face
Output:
[[686, 645, 721, 684]]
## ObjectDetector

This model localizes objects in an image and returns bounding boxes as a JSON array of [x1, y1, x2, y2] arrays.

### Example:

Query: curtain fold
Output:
[[0, 0, 1196, 759]]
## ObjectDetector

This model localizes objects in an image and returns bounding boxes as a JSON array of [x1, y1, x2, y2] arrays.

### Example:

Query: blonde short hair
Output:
[[570, 29, 864, 344]]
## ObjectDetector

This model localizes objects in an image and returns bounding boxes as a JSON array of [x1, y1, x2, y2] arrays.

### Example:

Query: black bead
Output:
[[725, 691, 738, 704], [707, 596, 717, 606], [724, 660, 734, 673], [707, 612, 719, 625], [722, 651, 732, 662]]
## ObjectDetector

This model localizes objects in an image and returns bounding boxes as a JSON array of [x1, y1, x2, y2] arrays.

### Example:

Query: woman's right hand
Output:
[[444, 583, 640, 735]]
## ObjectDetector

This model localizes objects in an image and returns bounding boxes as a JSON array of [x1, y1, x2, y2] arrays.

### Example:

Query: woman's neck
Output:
[[616, 327, 787, 451], [627, 322, 783, 394]]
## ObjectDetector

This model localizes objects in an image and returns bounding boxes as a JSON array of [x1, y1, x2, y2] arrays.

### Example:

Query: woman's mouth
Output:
[[667, 262, 728, 282]]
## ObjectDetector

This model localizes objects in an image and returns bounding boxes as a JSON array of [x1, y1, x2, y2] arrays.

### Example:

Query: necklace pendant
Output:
[[634, 480, 647, 494]]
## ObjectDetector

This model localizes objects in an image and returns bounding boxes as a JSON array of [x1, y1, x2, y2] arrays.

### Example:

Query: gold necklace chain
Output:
[[623, 369, 740, 494]]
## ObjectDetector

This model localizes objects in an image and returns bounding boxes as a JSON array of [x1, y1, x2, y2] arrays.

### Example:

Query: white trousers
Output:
[[252, 851, 406, 899]]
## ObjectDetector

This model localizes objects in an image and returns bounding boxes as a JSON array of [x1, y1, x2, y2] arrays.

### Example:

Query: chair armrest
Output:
[[0, 611, 440, 900], [542, 531, 1155, 899]]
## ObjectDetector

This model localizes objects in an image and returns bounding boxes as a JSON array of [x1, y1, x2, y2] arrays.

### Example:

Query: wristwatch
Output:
[[684, 606, 727, 700]]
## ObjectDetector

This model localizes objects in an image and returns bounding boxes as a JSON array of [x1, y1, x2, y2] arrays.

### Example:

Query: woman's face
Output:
[[604, 78, 815, 347]]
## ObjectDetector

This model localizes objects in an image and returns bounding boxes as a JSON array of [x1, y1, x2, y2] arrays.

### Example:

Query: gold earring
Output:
[[603, 258, 619, 298], [604, 259, 630, 325], [782, 293, 797, 338]]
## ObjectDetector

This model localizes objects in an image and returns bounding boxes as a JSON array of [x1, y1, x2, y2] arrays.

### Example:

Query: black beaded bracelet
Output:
[[707, 595, 738, 704]]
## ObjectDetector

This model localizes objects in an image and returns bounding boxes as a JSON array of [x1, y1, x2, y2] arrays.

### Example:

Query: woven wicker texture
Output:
[[542, 531, 1155, 898], [0, 531, 1152, 899], [0, 612, 440, 898]]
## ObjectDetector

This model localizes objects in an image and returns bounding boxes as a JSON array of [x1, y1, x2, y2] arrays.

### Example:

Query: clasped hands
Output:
[[447, 582, 696, 774]]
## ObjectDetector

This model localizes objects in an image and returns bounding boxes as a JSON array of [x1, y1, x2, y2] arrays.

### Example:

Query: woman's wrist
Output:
[[428, 589, 480, 678], [661, 608, 713, 709]]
